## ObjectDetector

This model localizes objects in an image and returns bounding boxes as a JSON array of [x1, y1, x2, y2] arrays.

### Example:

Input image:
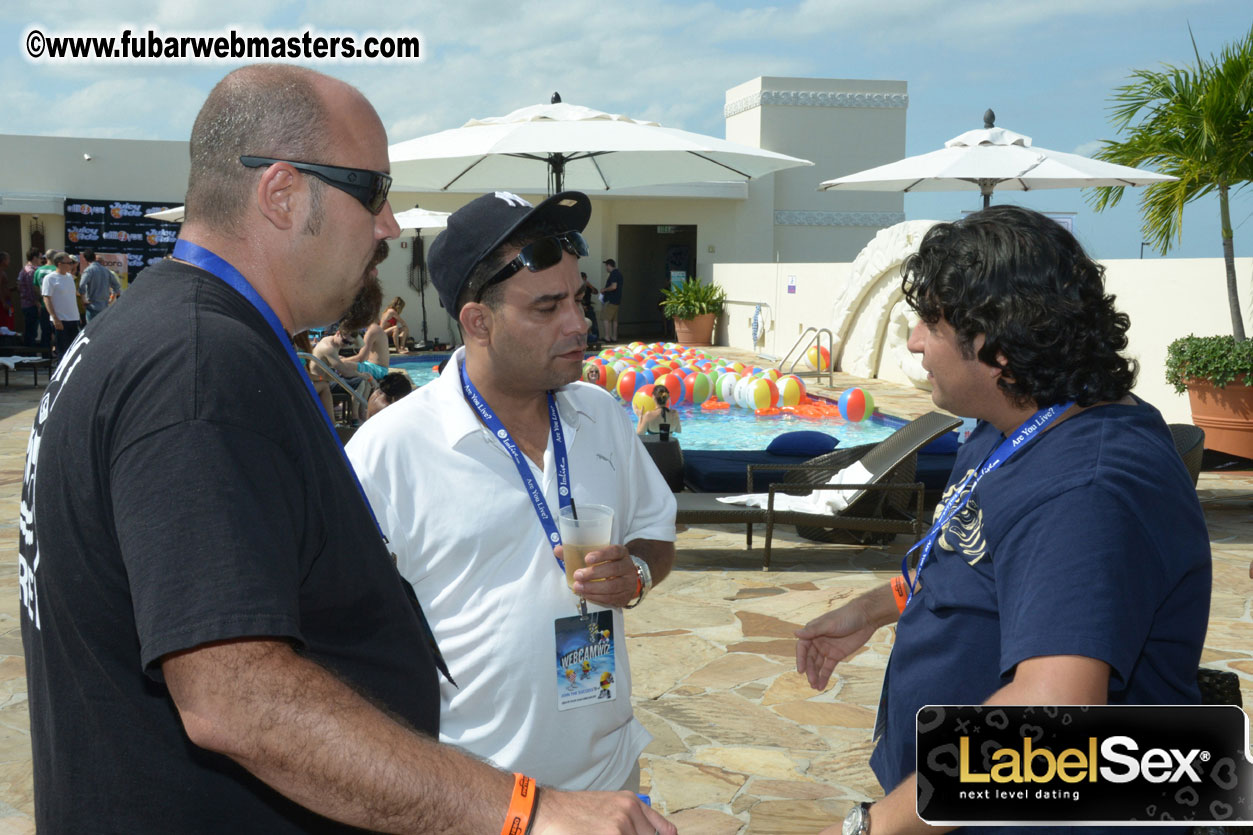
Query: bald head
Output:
[[185, 64, 368, 234]]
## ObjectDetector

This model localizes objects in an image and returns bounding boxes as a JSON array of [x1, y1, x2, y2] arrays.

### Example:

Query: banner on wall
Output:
[[63, 198, 181, 282]]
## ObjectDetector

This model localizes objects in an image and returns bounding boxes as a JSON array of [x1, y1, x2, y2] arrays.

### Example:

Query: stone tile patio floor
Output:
[[0, 348, 1248, 834]]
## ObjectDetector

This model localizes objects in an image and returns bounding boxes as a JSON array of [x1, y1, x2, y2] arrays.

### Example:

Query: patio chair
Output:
[[1168, 423, 1204, 487], [675, 411, 962, 568]]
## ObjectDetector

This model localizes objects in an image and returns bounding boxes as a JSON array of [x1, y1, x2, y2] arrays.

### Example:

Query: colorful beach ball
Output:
[[806, 345, 831, 371], [601, 363, 620, 393], [686, 371, 713, 405], [776, 374, 806, 407], [838, 387, 875, 422], [632, 384, 657, 414], [654, 372, 686, 405], [747, 377, 779, 410], [616, 367, 653, 402]]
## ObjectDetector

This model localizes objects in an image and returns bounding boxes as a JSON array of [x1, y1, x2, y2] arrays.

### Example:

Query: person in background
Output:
[[78, 249, 122, 323], [41, 252, 82, 361], [365, 371, 413, 419], [635, 383, 681, 437], [353, 319, 391, 368], [0, 251, 15, 337], [600, 258, 623, 343], [32, 249, 56, 350], [580, 270, 600, 345], [17, 248, 43, 347], [380, 295, 410, 354]]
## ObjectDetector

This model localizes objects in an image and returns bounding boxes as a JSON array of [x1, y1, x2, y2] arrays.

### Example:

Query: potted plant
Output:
[[1165, 336, 1253, 456], [659, 277, 726, 346], [1090, 26, 1253, 457]]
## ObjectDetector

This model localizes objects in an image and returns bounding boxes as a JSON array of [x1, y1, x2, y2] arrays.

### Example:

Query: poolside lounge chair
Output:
[[675, 411, 962, 568], [0, 348, 53, 388]]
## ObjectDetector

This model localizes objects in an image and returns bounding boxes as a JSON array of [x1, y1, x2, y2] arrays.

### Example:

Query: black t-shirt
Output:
[[19, 259, 441, 833]]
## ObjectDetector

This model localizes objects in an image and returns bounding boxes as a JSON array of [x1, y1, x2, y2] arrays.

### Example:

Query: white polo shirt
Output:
[[346, 349, 676, 790]]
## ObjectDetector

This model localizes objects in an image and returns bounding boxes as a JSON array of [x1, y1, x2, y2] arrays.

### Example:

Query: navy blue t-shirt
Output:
[[870, 400, 1211, 833], [603, 268, 624, 304]]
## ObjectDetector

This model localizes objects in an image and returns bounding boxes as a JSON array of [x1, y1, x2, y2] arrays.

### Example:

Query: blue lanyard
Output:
[[171, 239, 385, 538], [902, 402, 1074, 605], [459, 360, 572, 570]]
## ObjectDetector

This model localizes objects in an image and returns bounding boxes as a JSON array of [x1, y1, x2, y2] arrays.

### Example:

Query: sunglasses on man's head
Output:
[[475, 231, 589, 303], [239, 156, 393, 215]]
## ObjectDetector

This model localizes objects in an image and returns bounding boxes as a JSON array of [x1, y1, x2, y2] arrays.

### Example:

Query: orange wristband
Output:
[[890, 576, 909, 613], [500, 773, 538, 835]]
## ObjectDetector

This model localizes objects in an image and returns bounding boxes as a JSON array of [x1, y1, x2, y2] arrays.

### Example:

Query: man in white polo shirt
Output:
[[41, 252, 82, 361], [347, 190, 676, 795]]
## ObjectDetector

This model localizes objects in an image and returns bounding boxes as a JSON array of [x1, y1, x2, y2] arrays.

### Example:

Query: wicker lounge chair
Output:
[[1168, 423, 1204, 487], [675, 411, 962, 568]]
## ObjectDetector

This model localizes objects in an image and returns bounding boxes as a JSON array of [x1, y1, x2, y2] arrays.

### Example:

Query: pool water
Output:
[[391, 355, 899, 451]]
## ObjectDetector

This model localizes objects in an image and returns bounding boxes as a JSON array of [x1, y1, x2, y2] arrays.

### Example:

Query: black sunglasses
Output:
[[475, 231, 589, 303], [239, 155, 393, 215]]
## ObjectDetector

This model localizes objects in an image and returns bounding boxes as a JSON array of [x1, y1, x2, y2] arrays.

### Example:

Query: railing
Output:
[[297, 352, 370, 411], [778, 327, 835, 388]]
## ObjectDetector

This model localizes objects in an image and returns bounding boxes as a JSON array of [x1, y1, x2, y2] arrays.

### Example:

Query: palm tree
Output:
[[1088, 26, 1253, 342]]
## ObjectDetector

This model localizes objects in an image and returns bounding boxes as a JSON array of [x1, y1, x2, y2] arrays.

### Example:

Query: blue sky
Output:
[[2, 0, 1251, 260]]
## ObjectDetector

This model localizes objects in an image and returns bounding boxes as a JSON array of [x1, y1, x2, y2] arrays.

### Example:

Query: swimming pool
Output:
[[392, 354, 900, 451]]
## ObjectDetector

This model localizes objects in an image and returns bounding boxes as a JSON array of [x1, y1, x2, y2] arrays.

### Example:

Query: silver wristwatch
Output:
[[624, 555, 652, 608], [842, 802, 871, 835]]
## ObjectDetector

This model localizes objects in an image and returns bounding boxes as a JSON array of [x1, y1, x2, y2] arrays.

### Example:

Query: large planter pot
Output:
[[1185, 376, 1253, 459], [673, 313, 716, 346]]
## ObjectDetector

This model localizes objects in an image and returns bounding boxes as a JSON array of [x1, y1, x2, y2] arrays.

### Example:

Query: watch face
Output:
[[842, 806, 863, 835]]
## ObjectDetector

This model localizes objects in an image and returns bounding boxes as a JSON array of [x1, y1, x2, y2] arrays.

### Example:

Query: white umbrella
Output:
[[143, 205, 451, 234], [144, 206, 184, 222], [819, 111, 1176, 208], [393, 206, 449, 233], [388, 95, 813, 193]]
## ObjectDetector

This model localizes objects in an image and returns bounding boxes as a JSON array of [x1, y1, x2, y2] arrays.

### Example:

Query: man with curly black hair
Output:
[[797, 206, 1212, 835]]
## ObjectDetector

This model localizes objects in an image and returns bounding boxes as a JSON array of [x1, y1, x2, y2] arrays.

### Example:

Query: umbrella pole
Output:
[[549, 154, 566, 195], [408, 232, 430, 347]]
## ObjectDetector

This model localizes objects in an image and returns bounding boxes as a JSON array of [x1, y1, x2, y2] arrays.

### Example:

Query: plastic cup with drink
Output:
[[557, 503, 614, 592]]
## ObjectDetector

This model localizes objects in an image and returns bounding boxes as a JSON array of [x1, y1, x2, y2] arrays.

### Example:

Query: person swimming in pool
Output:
[[635, 384, 681, 437]]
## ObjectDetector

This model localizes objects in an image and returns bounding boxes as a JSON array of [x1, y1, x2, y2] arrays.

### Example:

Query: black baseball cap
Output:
[[429, 190, 591, 315]]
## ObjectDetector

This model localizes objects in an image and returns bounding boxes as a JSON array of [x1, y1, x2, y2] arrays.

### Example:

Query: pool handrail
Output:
[[779, 327, 835, 387], [297, 351, 370, 411]]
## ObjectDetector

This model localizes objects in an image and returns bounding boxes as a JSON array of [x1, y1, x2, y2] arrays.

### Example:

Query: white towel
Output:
[[0, 356, 44, 370], [716, 460, 874, 515]]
